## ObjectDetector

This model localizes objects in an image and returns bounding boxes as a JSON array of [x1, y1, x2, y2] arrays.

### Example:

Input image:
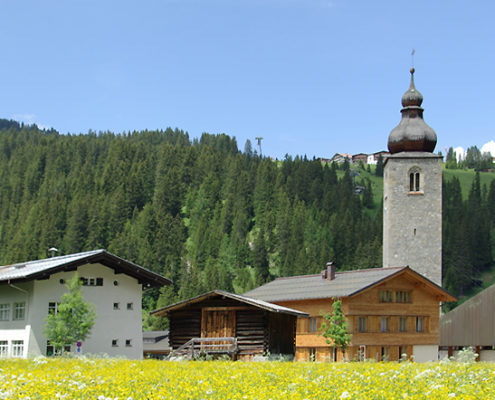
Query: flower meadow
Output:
[[0, 358, 494, 399]]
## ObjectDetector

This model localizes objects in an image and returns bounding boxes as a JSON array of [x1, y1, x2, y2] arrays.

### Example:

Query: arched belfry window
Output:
[[409, 167, 421, 192]]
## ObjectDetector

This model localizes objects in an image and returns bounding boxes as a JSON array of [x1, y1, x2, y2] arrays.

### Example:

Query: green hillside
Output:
[[443, 168, 495, 199], [0, 119, 493, 319]]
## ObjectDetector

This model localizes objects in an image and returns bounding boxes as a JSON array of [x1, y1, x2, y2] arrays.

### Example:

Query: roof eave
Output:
[[0, 250, 171, 288], [347, 266, 457, 302], [151, 290, 309, 317]]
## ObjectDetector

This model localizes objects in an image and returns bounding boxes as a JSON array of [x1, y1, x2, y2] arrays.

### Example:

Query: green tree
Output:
[[44, 273, 96, 355], [375, 155, 383, 177], [319, 299, 352, 360], [445, 147, 458, 169]]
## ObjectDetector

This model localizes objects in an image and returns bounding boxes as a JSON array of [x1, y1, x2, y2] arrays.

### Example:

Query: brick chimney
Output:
[[322, 261, 336, 281]]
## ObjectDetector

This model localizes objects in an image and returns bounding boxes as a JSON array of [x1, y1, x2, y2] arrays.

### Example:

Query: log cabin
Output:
[[244, 263, 456, 362], [151, 290, 308, 360]]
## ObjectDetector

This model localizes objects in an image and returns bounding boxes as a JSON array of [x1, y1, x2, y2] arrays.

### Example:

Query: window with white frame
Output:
[[13, 302, 25, 320], [46, 341, 70, 356], [48, 302, 60, 315], [0, 341, 8, 357], [11, 340, 24, 357], [0, 304, 10, 321]]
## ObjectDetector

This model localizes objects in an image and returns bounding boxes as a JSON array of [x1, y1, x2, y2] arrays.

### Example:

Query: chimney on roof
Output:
[[322, 261, 336, 281]]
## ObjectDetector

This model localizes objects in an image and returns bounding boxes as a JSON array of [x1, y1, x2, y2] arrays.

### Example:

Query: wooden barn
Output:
[[151, 290, 308, 360], [245, 263, 456, 362]]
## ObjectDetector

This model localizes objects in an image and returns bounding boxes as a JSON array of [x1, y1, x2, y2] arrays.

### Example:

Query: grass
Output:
[[443, 167, 495, 199]]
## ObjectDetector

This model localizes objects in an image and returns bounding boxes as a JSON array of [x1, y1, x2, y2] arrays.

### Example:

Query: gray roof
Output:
[[143, 330, 170, 353], [0, 249, 171, 288], [244, 267, 408, 302], [151, 290, 309, 317]]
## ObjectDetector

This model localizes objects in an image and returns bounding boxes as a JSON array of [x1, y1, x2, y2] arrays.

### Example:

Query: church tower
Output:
[[383, 68, 442, 286]]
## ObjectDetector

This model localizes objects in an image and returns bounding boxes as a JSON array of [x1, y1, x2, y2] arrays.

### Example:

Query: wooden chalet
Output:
[[151, 290, 308, 360], [352, 153, 368, 164], [244, 263, 456, 362]]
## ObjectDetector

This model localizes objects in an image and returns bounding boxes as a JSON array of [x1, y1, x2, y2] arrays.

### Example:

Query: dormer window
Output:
[[408, 167, 421, 192]]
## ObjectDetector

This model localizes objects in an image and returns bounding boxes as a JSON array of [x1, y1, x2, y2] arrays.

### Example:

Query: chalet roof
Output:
[[151, 290, 309, 317], [0, 249, 171, 288], [244, 266, 456, 303]]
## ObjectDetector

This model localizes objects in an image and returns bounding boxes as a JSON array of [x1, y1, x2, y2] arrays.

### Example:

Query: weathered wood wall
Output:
[[268, 313, 296, 355], [169, 309, 201, 349], [440, 283, 495, 347], [236, 309, 266, 357]]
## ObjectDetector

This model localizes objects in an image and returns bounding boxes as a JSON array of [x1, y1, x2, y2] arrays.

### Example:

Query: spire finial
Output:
[[388, 66, 437, 154], [409, 67, 416, 90], [411, 48, 415, 69]]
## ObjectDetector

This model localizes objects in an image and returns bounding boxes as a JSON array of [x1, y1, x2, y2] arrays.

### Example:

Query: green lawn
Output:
[[443, 167, 495, 199]]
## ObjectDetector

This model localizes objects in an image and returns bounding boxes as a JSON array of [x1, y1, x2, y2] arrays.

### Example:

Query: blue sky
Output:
[[1, 0, 493, 159]]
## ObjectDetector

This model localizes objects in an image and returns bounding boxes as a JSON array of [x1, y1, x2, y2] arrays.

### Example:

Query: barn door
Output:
[[202, 309, 236, 338], [201, 309, 236, 352]]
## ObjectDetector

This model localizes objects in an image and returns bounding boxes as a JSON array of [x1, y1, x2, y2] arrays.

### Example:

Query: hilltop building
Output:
[[0, 250, 170, 359]]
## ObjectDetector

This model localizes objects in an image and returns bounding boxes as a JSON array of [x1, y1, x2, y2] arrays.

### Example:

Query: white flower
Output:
[[340, 391, 350, 399]]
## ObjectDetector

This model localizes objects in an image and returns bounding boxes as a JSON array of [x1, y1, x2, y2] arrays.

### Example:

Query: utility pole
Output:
[[255, 137, 263, 156]]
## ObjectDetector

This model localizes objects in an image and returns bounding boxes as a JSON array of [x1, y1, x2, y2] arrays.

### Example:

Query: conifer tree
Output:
[[319, 299, 352, 360], [44, 273, 96, 355], [375, 155, 383, 177]]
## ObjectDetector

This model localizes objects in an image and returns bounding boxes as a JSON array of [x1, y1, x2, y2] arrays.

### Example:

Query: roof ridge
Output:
[[274, 273, 321, 281], [337, 266, 406, 274], [6, 249, 105, 268], [273, 266, 406, 281]]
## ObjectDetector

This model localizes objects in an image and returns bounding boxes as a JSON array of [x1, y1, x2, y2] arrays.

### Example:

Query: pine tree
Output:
[[252, 227, 270, 284], [375, 155, 383, 177]]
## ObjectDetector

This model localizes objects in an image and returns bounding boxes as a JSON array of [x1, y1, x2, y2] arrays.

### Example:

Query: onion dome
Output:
[[388, 68, 437, 154]]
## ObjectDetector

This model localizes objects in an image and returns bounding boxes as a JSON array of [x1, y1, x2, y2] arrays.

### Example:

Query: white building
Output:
[[0, 250, 170, 359]]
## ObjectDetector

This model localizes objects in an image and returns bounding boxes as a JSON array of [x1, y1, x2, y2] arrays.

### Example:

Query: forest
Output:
[[0, 120, 493, 325]]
